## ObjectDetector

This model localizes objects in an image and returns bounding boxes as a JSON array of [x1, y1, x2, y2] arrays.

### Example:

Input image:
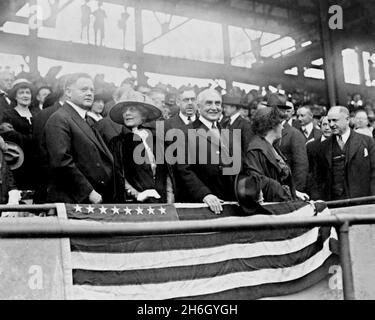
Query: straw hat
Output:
[[109, 90, 162, 124], [8, 79, 34, 100], [3, 142, 24, 170]]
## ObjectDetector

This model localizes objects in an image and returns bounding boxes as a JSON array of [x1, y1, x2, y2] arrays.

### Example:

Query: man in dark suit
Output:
[[221, 93, 253, 156], [0, 71, 15, 134], [44, 73, 114, 204], [316, 106, 375, 201], [164, 88, 198, 202], [164, 88, 198, 131], [176, 89, 237, 214], [268, 93, 308, 192], [297, 105, 322, 143], [306, 116, 332, 200], [32, 90, 66, 203]]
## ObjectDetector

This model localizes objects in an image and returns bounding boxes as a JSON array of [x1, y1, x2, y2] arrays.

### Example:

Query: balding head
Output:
[[327, 106, 350, 136], [297, 106, 314, 126], [0, 71, 14, 92]]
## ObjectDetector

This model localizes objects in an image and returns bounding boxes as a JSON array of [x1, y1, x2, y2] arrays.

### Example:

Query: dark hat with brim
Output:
[[222, 94, 243, 108], [9, 79, 34, 100], [234, 173, 273, 216], [94, 92, 112, 103], [4, 142, 24, 170], [109, 91, 162, 124]]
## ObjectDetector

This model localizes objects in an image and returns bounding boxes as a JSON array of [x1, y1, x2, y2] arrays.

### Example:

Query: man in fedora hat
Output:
[[268, 93, 308, 193], [44, 73, 114, 204], [221, 93, 253, 156]]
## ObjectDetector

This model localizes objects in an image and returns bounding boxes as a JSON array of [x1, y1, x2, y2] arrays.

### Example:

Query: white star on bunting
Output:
[[159, 207, 166, 215], [99, 206, 107, 214], [124, 207, 132, 215], [136, 207, 143, 215], [74, 204, 82, 213], [111, 206, 120, 214], [86, 205, 95, 214], [147, 207, 155, 215]]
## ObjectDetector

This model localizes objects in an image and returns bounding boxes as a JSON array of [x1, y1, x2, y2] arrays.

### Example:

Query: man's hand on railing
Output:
[[203, 194, 224, 215]]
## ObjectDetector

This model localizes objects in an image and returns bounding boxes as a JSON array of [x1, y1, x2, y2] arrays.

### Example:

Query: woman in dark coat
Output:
[[239, 107, 309, 205], [2, 79, 38, 190], [109, 90, 174, 203]]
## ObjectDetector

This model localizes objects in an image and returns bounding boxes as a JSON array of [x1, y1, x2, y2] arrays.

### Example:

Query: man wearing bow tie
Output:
[[315, 106, 375, 200]]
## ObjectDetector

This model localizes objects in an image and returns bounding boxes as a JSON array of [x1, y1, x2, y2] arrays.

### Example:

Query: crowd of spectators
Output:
[[0, 65, 375, 216]]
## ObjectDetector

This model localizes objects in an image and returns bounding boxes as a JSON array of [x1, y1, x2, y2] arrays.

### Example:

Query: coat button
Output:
[[96, 163, 100, 167]]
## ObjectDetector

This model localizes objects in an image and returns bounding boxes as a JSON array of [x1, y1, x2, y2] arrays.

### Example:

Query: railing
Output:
[[1, 197, 375, 300]]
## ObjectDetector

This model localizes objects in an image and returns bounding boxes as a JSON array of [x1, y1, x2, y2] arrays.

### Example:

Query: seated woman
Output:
[[238, 107, 308, 208], [2, 79, 37, 191], [109, 89, 174, 203]]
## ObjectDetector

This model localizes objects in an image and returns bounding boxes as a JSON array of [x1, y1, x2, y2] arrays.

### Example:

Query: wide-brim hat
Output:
[[3, 142, 24, 170], [9, 79, 34, 100], [222, 94, 243, 108], [234, 173, 273, 216], [109, 91, 162, 124]]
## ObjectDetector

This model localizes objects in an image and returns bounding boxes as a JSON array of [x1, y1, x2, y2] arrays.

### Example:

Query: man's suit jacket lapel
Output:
[[323, 137, 333, 169], [345, 131, 361, 166], [64, 104, 113, 162]]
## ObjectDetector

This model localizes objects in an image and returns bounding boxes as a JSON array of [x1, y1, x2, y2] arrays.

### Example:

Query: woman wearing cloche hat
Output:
[[109, 89, 175, 203]]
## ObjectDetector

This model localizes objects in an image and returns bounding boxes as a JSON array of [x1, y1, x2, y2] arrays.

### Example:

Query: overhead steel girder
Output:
[[0, 31, 325, 93]]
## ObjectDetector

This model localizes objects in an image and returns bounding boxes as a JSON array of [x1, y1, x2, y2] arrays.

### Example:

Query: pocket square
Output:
[[364, 148, 368, 157]]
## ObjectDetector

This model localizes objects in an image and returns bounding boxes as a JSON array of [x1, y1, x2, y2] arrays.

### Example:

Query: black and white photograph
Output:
[[0, 0, 374, 304]]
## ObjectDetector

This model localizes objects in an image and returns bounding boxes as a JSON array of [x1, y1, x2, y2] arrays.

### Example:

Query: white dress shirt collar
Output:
[[66, 101, 87, 119], [199, 115, 218, 130], [230, 111, 241, 125], [86, 111, 103, 122], [179, 112, 196, 125], [337, 128, 351, 144], [302, 122, 314, 137]]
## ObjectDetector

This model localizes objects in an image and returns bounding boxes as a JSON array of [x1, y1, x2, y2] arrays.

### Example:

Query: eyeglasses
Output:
[[182, 97, 196, 103]]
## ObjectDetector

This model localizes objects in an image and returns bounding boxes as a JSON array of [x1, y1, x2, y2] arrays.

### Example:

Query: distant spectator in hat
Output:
[[354, 109, 373, 137], [34, 85, 52, 112], [240, 107, 309, 205], [220, 93, 253, 157], [297, 105, 322, 143], [240, 104, 251, 122], [109, 89, 174, 203], [86, 93, 108, 125], [268, 93, 308, 193], [3, 79, 37, 190], [148, 89, 168, 119]]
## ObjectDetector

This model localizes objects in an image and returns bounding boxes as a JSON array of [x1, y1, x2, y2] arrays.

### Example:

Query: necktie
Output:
[[0, 92, 11, 105], [337, 135, 345, 150], [211, 123, 221, 141], [221, 117, 231, 129], [133, 129, 156, 177], [303, 127, 309, 138], [187, 116, 192, 124]]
